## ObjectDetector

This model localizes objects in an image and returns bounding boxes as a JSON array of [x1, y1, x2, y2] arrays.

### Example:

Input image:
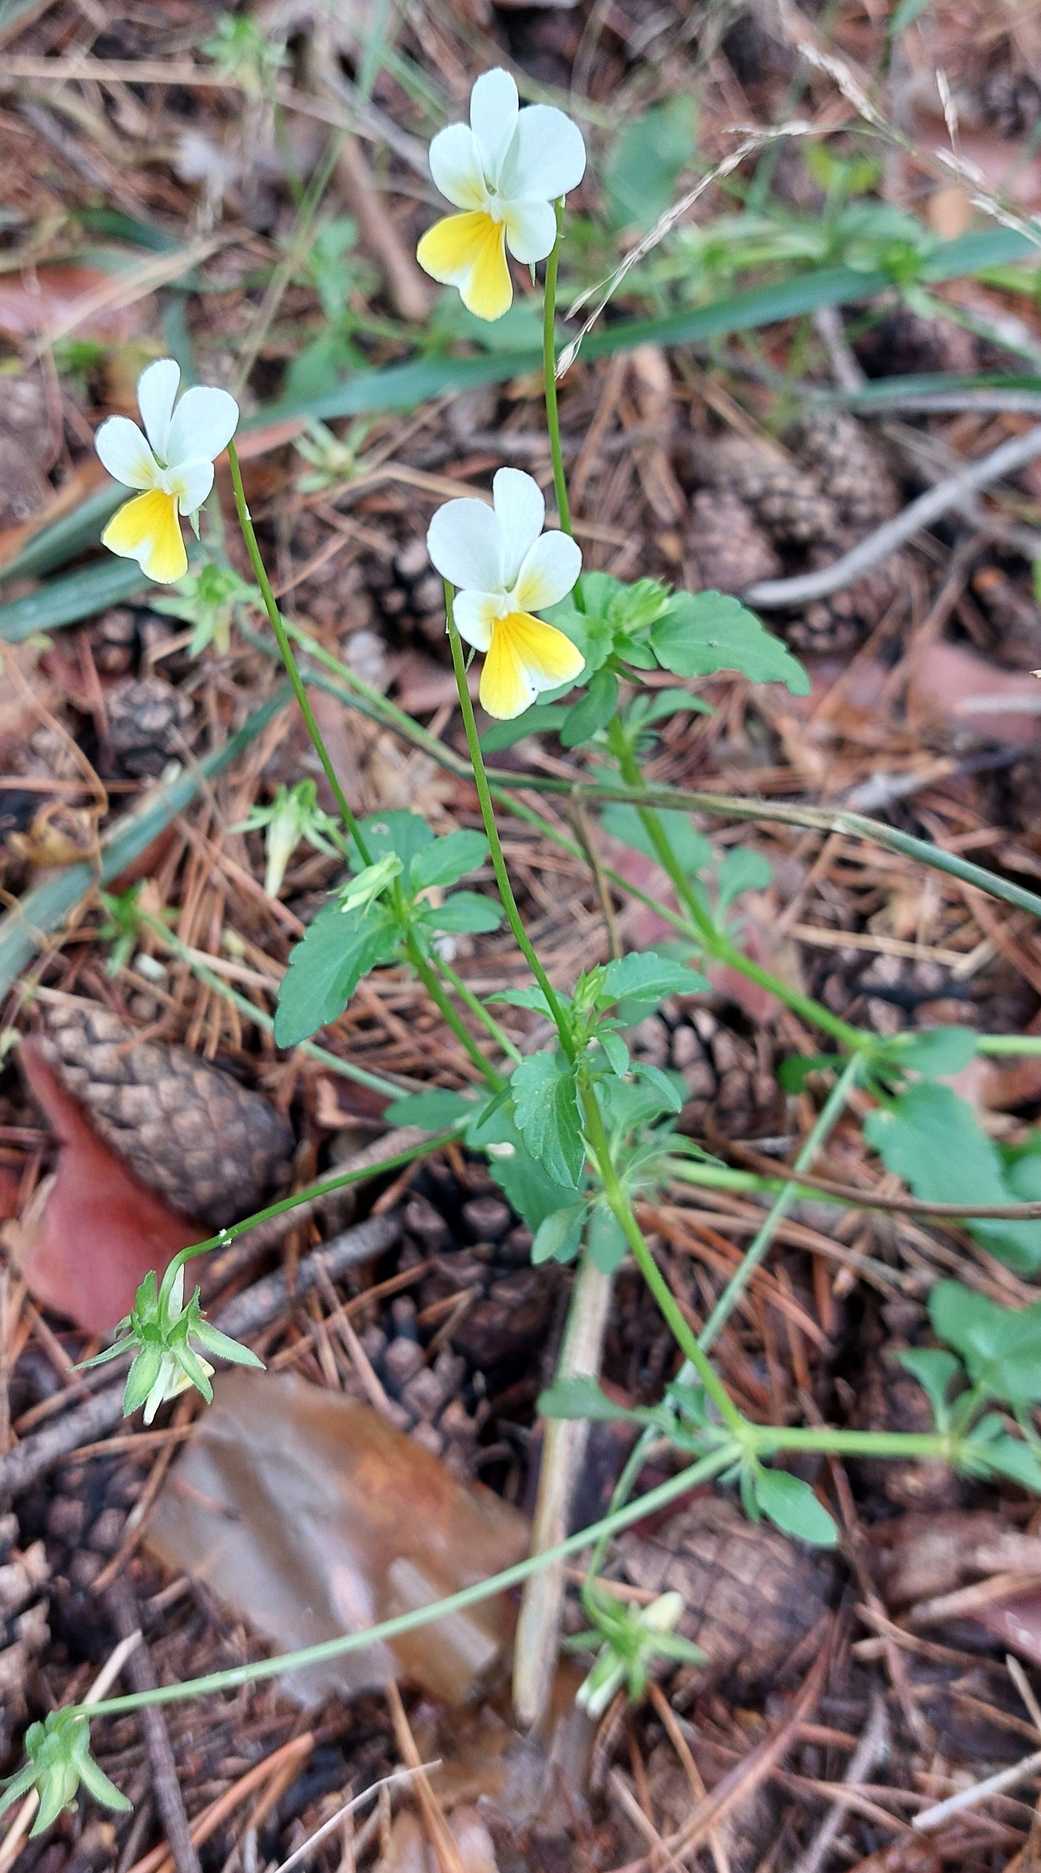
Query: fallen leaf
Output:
[[148, 1369, 529, 1705], [7, 1041, 199, 1332], [0, 266, 148, 341], [908, 642, 1041, 749]]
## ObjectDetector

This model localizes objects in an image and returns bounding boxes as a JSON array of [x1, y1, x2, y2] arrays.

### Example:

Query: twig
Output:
[[107, 1579, 201, 1873], [913, 1743, 1041, 1831], [721, 1140, 1041, 1222], [272, 1762, 440, 1873], [513, 1251, 614, 1729], [744, 424, 1041, 608], [0, 1212, 400, 1500], [792, 1691, 888, 1873]]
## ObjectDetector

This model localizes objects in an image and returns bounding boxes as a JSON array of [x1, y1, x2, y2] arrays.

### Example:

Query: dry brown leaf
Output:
[[7, 1042, 199, 1332]]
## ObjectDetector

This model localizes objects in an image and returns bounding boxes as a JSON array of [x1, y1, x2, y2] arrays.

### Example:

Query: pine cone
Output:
[[700, 436, 840, 545], [631, 1003, 786, 1140], [808, 949, 972, 1039], [103, 676, 191, 779], [855, 307, 979, 378], [784, 538, 908, 655], [0, 1514, 49, 1755], [93, 607, 142, 676], [345, 1297, 484, 1477], [366, 530, 446, 647], [688, 489, 781, 593], [789, 410, 899, 533], [36, 1001, 294, 1227], [611, 1495, 837, 1701]]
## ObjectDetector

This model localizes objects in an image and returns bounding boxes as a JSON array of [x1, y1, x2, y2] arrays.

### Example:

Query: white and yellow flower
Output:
[[417, 68, 586, 322], [428, 467, 584, 719], [95, 359, 239, 583]]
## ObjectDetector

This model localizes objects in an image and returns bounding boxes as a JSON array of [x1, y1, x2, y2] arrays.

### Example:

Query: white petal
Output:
[[500, 105, 586, 203], [165, 385, 239, 468], [166, 458, 214, 516], [453, 589, 501, 652], [470, 68, 518, 186], [503, 197, 558, 265], [137, 358, 180, 458], [95, 416, 160, 490], [429, 122, 486, 209], [492, 467, 545, 589], [513, 530, 582, 611], [427, 496, 502, 592]]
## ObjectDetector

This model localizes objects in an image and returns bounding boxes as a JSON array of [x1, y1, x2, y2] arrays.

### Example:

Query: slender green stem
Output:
[[698, 1052, 861, 1352], [579, 1079, 746, 1438], [228, 442, 373, 864], [155, 1129, 461, 1312], [605, 718, 866, 1053], [434, 954, 522, 1064], [543, 201, 576, 552], [445, 587, 576, 1060], [229, 452, 505, 1087], [70, 1446, 734, 1721], [748, 1426, 954, 1460], [402, 929, 505, 1090]]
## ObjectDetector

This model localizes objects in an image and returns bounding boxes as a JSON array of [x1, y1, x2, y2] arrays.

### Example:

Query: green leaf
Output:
[[650, 591, 810, 696], [881, 1026, 979, 1078], [479, 703, 570, 752], [963, 1426, 1041, 1492], [929, 1280, 1041, 1406], [511, 1050, 586, 1188], [274, 901, 398, 1046], [752, 1469, 839, 1546], [423, 891, 502, 934], [600, 951, 709, 1009], [605, 95, 696, 230], [633, 687, 714, 731], [895, 1348, 961, 1426], [600, 802, 714, 876], [531, 1204, 586, 1265], [587, 1205, 628, 1273], [778, 1052, 844, 1092], [716, 848, 773, 913], [865, 1082, 1041, 1272], [490, 986, 560, 1016], [470, 1102, 579, 1230], [411, 829, 488, 891], [383, 1089, 474, 1129], [560, 669, 620, 748], [600, 1031, 630, 1077], [633, 1060, 684, 1115], [354, 811, 434, 881]]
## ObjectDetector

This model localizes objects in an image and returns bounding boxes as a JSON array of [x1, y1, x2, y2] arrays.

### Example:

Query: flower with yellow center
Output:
[[428, 467, 584, 719], [95, 359, 239, 583], [417, 68, 586, 322]]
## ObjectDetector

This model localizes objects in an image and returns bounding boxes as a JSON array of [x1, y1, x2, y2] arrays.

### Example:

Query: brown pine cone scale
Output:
[[36, 1001, 293, 1227]]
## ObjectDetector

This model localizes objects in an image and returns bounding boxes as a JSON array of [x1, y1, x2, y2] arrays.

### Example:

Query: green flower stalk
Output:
[[79, 1265, 264, 1423], [0, 1712, 131, 1837]]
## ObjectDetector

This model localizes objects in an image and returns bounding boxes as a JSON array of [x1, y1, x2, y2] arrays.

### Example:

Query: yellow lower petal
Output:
[[417, 211, 512, 322], [101, 489, 187, 584], [479, 611, 585, 720]]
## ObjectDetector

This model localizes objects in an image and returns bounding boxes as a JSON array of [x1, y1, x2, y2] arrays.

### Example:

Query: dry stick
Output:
[[792, 1691, 888, 1873], [744, 423, 1041, 608], [107, 1579, 201, 1873], [0, 1212, 399, 1501]]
